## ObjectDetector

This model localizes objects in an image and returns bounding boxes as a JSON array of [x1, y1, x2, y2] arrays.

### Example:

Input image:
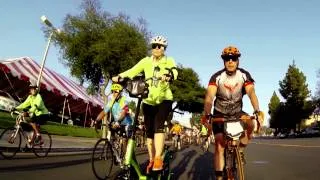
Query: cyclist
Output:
[[170, 121, 182, 150], [203, 46, 264, 180], [112, 35, 178, 173], [12, 80, 49, 144], [95, 83, 133, 139], [199, 124, 210, 151]]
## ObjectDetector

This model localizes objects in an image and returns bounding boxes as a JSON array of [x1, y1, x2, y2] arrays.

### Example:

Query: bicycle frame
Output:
[[123, 97, 148, 179], [12, 114, 34, 146], [223, 117, 254, 180]]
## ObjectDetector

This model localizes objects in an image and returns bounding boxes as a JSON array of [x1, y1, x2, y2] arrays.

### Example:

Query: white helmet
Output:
[[29, 79, 38, 88], [150, 35, 168, 47]]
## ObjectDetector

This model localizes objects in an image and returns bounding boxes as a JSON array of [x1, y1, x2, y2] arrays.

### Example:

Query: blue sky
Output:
[[1, 0, 320, 126]]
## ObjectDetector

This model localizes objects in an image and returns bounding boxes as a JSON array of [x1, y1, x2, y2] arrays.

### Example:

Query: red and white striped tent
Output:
[[0, 57, 103, 125]]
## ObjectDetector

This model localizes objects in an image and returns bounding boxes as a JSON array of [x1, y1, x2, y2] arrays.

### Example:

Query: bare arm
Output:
[[204, 85, 217, 115], [95, 111, 106, 122], [245, 84, 260, 112], [117, 110, 127, 121]]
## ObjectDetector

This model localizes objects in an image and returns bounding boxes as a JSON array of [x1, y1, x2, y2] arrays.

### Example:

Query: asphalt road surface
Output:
[[1, 138, 320, 180]]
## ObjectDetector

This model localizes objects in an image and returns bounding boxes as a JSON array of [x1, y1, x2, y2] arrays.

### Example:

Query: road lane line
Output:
[[252, 142, 320, 148]]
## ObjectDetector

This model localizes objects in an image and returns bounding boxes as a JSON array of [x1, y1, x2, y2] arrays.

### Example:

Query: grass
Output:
[[0, 111, 102, 138]]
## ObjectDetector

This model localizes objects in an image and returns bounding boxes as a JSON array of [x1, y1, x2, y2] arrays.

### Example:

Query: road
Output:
[[1, 138, 320, 180]]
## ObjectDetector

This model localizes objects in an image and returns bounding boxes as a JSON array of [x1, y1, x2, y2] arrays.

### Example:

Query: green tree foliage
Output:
[[278, 62, 312, 130], [47, 0, 149, 93], [171, 64, 206, 113], [316, 70, 320, 100], [191, 113, 202, 127], [268, 91, 280, 128], [128, 100, 137, 112]]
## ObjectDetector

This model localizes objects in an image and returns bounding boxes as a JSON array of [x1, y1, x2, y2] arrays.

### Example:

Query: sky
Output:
[[1, 0, 320, 127]]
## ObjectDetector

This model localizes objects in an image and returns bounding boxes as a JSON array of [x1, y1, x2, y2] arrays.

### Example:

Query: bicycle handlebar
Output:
[[209, 115, 261, 133]]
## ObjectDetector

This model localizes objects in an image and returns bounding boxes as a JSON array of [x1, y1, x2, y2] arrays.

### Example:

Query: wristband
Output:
[[253, 110, 261, 115]]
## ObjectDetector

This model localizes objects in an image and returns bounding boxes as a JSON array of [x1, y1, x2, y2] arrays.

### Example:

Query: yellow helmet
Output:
[[111, 83, 123, 91]]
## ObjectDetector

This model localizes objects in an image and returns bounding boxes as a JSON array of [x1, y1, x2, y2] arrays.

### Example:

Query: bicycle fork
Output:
[[8, 127, 19, 144]]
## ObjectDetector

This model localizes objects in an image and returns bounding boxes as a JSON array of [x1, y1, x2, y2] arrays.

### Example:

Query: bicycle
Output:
[[91, 90, 131, 180], [200, 135, 209, 152], [172, 134, 181, 151], [91, 121, 129, 180], [0, 111, 52, 159], [116, 76, 175, 180], [211, 115, 259, 180]]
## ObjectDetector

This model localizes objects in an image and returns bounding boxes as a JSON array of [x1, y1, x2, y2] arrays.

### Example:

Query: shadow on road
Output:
[[171, 149, 197, 180], [188, 150, 215, 180], [0, 157, 91, 172]]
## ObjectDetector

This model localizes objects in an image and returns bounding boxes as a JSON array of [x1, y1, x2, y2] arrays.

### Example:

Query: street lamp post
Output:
[[37, 15, 60, 88]]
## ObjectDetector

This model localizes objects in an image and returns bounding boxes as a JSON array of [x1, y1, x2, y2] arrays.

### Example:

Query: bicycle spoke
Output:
[[32, 132, 52, 157], [0, 127, 21, 159], [92, 138, 114, 180]]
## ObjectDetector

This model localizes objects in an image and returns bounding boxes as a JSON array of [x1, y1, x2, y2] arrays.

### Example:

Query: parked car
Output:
[[0, 90, 19, 112], [300, 127, 320, 137]]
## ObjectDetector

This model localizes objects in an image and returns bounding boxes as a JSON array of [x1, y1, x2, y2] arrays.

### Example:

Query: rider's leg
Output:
[[153, 100, 172, 171], [212, 122, 225, 180], [154, 132, 165, 157], [177, 135, 181, 150], [147, 138, 155, 160], [142, 103, 157, 174], [30, 122, 39, 135], [214, 133, 225, 180], [239, 118, 254, 150]]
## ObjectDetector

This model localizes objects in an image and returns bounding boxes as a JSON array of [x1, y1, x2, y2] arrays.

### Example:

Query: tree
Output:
[[316, 70, 320, 100], [46, 0, 150, 94], [268, 91, 280, 129], [191, 113, 202, 127], [278, 61, 312, 131], [171, 64, 206, 113], [128, 100, 137, 112]]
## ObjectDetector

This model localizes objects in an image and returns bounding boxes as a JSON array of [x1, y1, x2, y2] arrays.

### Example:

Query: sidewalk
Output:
[[49, 135, 97, 151]]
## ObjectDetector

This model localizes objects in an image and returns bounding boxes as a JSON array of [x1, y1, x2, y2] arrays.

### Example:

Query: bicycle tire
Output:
[[92, 138, 114, 180], [234, 148, 245, 180], [32, 132, 52, 157], [0, 127, 21, 159]]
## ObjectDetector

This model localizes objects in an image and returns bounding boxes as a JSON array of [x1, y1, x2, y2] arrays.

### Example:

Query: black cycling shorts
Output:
[[142, 100, 172, 139], [30, 114, 50, 125]]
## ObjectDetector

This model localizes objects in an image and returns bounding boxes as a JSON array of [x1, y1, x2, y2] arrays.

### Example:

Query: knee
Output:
[[154, 127, 165, 134], [215, 144, 224, 154]]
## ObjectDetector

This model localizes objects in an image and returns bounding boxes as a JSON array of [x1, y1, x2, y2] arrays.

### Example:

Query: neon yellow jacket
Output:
[[201, 125, 208, 136], [119, 56, 178, 105], [16, 94, 49, 116]]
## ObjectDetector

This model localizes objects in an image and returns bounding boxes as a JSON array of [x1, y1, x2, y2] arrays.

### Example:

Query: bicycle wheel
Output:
[[92, 138, 114, 180], [32, 132, 52, 157], [0, 127, 21, 159], [234, 148, 245, 180]]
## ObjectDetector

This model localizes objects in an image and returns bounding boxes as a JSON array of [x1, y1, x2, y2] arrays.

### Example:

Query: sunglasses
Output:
[[151, 44, 165, 49], [111, 90, 120, 93], [222, 56, 239, 62]]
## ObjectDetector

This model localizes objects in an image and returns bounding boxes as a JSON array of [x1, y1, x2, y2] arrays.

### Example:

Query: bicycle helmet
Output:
[[150, 35, 168, 47], [221, 46, 241, 58], [29, 80, 38, 89], [111, 83, 123, 91]]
